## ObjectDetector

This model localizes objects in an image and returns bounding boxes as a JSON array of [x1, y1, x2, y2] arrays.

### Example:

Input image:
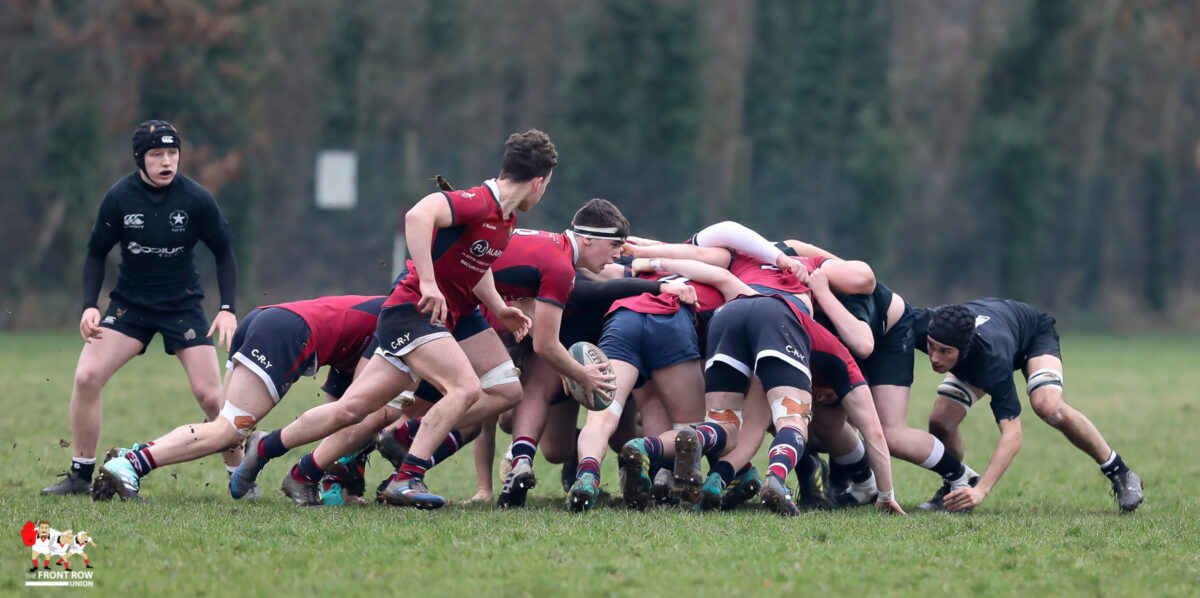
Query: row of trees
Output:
[[1, 0, 1196, 329]]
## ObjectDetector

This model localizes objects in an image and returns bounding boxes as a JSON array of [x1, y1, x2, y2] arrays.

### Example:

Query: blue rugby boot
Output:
[[618, 439, 653, 511], [377, 475, 446, 510], [761, 473, 800, 516], [230, 431, 270, 499], [567, 472, 600, 512], [721, 465, 763, 511]]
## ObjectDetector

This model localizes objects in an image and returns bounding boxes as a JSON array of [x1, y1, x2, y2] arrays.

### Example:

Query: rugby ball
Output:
[[565, 342, 616, 411]]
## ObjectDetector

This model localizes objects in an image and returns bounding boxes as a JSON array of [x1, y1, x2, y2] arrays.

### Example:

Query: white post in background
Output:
[[315, 150, 358, 210]]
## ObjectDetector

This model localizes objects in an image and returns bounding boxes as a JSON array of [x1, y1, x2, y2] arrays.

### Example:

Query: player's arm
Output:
[[531, 302, 614, 395], [404, 192, 456, 324], [624, 242, 732, 268], [816, 258, 875, 295], [473, 269, 531, 341], [840, 385, 905, 514], [631, 257, 754, 301], [199, 203, 239, 351], [807, 268, 874, 358], [80, 195, 122, 342], [945, 415, 1021, 512]]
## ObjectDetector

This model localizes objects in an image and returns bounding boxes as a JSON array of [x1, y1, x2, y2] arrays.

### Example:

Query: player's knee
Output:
[[767, 395, 811, 430], [541, 443, 570, 464], [1031, 395, 1066, 425], [72, 367, 106, 393], [928, 416, 957, 442], [219, 402, 258, 438]]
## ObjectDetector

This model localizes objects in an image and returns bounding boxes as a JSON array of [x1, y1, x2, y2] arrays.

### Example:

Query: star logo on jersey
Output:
[[169, 210, 188, 231]]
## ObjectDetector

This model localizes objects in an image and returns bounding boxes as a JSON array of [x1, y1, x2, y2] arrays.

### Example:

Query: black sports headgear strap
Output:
[[132, 120, 181, 172], [928, 304, 975, 358], [570, 224, 625, 241]]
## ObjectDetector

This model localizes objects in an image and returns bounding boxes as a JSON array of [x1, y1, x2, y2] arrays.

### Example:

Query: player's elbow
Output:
[[836, 261, 876, 295], [848, 337, 875, 360]]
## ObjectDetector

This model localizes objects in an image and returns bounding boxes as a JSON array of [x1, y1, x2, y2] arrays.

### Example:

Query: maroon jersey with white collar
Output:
[[384, 180, 516, 331]]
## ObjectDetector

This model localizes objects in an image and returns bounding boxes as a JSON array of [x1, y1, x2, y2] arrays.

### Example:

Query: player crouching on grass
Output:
[[229, 131, 552, 509], [565, 256, 749, 511], [653, 291, 905, 516], [91, 295, 386, 502], [914, 300, 1143, 513], [373, 199, 630, 508]]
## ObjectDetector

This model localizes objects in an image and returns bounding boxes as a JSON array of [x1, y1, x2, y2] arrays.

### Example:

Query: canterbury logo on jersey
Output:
[[123, 214, 144, 228], [127, 242, 184, 257]]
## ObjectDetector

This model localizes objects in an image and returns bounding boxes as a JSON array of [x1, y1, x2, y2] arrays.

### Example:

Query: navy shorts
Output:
[[748, 285, 811, 316], [227, 307, 317, 403], [599, 308, 701, 382], [704, 296, 812, 394], [860, 308, 915, 388], [400, 307, 494, 404], [1021, 313, 1062, 363], [100, 297, 212, 355]]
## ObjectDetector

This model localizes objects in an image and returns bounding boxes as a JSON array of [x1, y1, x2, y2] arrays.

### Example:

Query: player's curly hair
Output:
[[572, 198, 630, 239], [928, 304, 975, 356], [499, 129, 557, 182]]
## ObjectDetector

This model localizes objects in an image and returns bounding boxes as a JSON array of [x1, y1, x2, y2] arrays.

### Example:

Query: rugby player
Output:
[[914, 300, 1144, 513], [90, 295, 385, 503], [42, 120, 240, 496], [777, 241, 981, 507], [229, 130, 553, 508], [566, 256, 746, 511], [374, 199, 630, 507]]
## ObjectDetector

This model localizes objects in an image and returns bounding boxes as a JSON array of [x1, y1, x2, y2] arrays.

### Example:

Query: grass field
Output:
[[2, 331, 1198, 596]]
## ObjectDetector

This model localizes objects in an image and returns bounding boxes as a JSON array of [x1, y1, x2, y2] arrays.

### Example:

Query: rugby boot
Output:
[[721, 465, 764, 511], [761, 473, 800, 516], [560, 450, 577, 494], [695, 473, 726, 512], [497, 459, 537, 508], [833, 472, 879, 508], [795, 454, 836, 510], [567, 472, 600, 512], [91, 448, 143, 502], [40, 470, 91, 496], [374, 428, 410, 470], [377, 475, 446, 510], [651, 468, 678, 506], [229, 431, 269, 499], [919, 473, 980, 513], [1109, 469, 1144, 513], [618, 439, 653, 511], [672, 429, 704, 505], [281, 471, 322, 506]]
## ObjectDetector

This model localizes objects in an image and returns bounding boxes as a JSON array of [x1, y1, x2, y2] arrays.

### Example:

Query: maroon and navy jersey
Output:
[[606, 270, 727, 319], [264, 295, 386, 375], [489, 229, 576, 308], [384, 180, 516, 331], [772, 294, 867, 399], [727, 249, 824, 295]]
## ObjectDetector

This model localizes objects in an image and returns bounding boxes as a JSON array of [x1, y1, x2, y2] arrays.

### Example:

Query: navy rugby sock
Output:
[[396, 454, 433, 481], [71, 458, 95, 481], [259, 429, 289, 459], [576, 457, 601, 483], [767, 426, 805, 480], [1100, 451, 1129, 479], [511, 436, 538, 466], [292, 453, 325, 483], [694, 424, 727, 459]]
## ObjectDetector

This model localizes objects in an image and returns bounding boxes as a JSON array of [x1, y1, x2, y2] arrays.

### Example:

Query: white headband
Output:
[[571, 224, 625, 240]]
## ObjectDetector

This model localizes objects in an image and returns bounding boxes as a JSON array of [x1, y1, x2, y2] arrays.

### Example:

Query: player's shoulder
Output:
[[175, 174, 218, 204]]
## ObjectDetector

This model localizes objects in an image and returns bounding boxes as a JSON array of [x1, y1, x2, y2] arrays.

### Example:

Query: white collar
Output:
[[565, 230, 581, 265]]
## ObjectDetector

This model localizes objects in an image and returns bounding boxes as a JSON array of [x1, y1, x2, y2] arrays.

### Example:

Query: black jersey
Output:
[[914, 298, 1055, 421], [814, 281, 894, 341], [87, 172, 233, 311]]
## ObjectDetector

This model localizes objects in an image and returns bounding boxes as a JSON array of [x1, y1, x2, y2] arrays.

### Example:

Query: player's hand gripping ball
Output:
[[566, 342, 616, 411]]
